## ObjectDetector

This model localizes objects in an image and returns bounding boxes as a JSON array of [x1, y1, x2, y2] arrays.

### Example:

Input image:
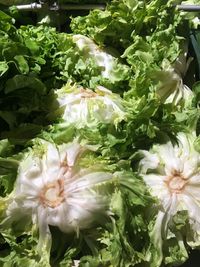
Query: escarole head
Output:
[[156, 45, 194, 106], [138, 132, 200, 263], [48, 83, 126, 127], [3, 138, 115, 258]]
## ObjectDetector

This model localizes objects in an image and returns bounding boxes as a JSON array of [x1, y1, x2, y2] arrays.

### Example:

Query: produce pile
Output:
[[0, 0, 200, 266]]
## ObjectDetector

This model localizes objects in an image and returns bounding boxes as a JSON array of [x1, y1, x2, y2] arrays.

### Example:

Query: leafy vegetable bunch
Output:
[[0, 0, 200, 266]]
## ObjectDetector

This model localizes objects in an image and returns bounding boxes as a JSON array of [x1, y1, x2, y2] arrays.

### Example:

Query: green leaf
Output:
[[0, 61, 8, 77], [0, 111, 16, 129], [0, 139, 14, 157], [3, 44, 29, 61], [0, 10, 13, 22], [14, 55, 29, 74], [5, 75, 46, 94], [24, 39, 40, 55], [0, 173, 16, 196], [0, 158, 19, 174]]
